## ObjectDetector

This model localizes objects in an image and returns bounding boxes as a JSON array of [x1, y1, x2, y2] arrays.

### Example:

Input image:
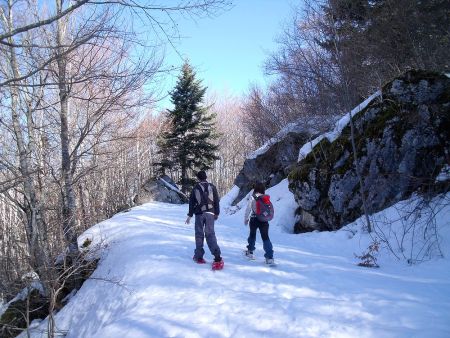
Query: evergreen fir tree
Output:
[[157, 62, 219, 193]]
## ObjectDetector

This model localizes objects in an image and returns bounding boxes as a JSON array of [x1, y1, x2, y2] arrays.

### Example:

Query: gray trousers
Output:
[[194, 213, 221, 259]]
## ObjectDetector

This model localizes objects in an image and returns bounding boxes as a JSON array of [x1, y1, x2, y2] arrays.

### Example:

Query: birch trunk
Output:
[[2, 0, 49, 279]]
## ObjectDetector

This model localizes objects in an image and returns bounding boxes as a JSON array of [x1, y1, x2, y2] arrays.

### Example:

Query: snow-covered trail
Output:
[[27, 193, 450, 338]]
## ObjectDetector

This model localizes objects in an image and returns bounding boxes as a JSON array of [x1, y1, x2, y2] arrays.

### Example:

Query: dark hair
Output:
[[196, 170, 207, 181], [253, 182, 265, 194]]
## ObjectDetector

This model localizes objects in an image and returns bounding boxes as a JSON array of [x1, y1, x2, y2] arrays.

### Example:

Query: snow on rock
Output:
[[0, 280, 45, 318], [19, 177, 450, 338], [137, 175, 186, 204], [0, 302, 6, 318], [298, 90, 381, 161], [248, 122, 304, 159], [436, 164, 450, 182], [297, 135, 325, 162], [159, 177, 187, 198]]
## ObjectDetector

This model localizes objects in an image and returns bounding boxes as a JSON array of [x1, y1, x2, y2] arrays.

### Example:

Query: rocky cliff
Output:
[[231, 124, 312, 205], [288, 70, 450, 233]]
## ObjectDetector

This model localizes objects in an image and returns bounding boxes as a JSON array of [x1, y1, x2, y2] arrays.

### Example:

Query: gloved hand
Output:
[[185, 216, 191, 224], [214, 214, 218, 220], [244, 219, 249, 226]]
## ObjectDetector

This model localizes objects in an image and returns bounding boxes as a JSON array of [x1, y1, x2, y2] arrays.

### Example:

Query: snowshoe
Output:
[[212, 259, 224, 270], [265, 258, 276, 267], [193, 256, 206, 264], [244, 250, 255, 260]]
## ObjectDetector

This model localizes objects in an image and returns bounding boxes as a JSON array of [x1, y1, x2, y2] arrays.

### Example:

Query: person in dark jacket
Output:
[[186, 170, 223, 268]]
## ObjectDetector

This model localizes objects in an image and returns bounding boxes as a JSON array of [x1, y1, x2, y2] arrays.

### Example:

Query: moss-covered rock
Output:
[[288, 70, 450, 232]]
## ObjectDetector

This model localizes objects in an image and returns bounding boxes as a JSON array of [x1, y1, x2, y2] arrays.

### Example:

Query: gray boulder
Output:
[[288, 70, 450, 233], [136, 175, 187, 204], [232, 124, 311, 205]]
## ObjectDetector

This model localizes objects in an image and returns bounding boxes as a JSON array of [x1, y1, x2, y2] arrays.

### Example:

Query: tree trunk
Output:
[[327, 4, 372, 233], [181, 162, 188, 194], [3, 0, 49, 279], [55, 0, 79, 256]]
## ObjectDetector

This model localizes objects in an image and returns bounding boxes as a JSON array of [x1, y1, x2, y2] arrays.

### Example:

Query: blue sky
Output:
[[156, 0, 296, 110]]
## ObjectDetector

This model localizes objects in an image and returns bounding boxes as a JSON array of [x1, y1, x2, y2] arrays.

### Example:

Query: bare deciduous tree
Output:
[[0, 1, 231, 334], [207, 92, 256, 195]]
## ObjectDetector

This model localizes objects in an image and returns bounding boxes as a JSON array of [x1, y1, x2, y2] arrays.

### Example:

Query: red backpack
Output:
[[255, 194, 274, 222]]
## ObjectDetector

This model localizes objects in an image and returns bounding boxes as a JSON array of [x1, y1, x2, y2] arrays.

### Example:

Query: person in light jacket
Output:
[[244, 182, 274, 264]]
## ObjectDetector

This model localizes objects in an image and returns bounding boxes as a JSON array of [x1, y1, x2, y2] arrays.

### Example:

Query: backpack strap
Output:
[[195, 182, 213, 212], [250, 194, 259, 217], [254, 195, 262, 215]]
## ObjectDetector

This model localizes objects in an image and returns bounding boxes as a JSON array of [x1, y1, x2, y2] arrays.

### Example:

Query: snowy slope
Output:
[[22, 182, 450, 338]]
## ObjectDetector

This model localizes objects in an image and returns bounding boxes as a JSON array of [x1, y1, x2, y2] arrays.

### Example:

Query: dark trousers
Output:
[[247, 217, 273, 259], [194, 213, 221, 259]]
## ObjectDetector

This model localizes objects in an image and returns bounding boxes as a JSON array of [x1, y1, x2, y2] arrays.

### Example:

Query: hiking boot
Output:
[[193, 256, 206, 264], [265, 258, 275, 265], [212, 258, 224, 270], [244, 250, 255, 260]]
